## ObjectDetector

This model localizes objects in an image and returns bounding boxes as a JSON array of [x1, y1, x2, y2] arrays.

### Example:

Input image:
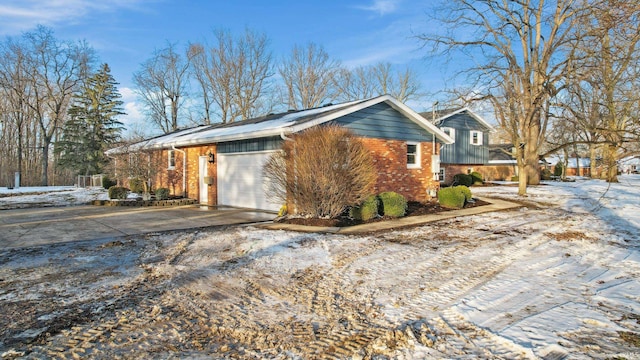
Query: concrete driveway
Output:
[[0, 205, 275, 249]]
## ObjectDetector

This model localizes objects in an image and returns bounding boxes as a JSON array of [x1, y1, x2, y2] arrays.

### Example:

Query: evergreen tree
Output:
[[57, 63, 125, 175]]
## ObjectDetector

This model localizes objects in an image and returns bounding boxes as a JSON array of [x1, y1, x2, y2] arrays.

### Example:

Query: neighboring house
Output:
[[420, 108, 494, 184], [546, 155, 593, 177], [106, 95, 454, 212], [620, 156, 640, 174], [484, 144, 518, 181]]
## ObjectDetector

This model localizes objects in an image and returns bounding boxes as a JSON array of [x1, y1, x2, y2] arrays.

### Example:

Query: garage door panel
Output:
[[217, 152, 279, 212]]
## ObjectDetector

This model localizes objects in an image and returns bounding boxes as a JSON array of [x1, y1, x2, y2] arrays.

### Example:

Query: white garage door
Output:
[[217, 151, 280, 212]]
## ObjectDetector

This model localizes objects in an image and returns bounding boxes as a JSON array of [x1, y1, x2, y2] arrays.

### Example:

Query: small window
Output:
[[439, 168, 445, 182], [442, 127, 455, 139], [168, 150, 176, 169], [470, 130, 483, 145], [407, 142, 420, 168]]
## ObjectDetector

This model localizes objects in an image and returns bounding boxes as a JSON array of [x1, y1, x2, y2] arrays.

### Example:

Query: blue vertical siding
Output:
[[329, 103, 436, 142], [439, 112, 490, 164]]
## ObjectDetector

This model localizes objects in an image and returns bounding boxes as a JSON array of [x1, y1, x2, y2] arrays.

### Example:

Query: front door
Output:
[[199, 156, 208, 205]]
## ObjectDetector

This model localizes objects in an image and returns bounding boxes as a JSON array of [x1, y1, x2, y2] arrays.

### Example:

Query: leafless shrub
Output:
[[264, 126, 377, 218]]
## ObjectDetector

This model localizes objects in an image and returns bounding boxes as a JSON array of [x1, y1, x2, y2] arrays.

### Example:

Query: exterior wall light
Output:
[[207, 151, 215, 164]]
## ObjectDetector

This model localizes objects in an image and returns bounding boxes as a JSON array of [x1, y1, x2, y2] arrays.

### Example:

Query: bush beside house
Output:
[[453, 173, 473, 187], [349, 195, 380, 221], [155, 188, 170, 200], [378, 191, 408, 217], [438, 185, 472, 209], [108, 186, 129, 200], [263, 126, 377, 219]]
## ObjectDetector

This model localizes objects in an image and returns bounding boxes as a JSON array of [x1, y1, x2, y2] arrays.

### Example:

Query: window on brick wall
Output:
[[407, 142, 420, 169], [168, 150, 176, 170], [439, 168, 445, 182]]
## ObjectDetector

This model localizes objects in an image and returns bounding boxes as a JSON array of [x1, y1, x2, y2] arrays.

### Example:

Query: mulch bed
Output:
[[276, 198, 490, 228]]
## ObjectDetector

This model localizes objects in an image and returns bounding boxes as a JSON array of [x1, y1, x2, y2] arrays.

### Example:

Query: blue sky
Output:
[[0, 0, 460, 132]]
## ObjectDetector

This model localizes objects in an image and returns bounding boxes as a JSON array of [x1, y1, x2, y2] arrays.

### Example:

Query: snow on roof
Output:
[[107, 95, 454, 154], [423, 107, 495, 132], [171, 99, 365, 147], [545, 155, 591, 168], [619, 156, 640, 165]]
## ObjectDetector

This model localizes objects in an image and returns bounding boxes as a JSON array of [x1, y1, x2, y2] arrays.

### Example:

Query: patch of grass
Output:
[[618, 331, 640, 347], [545, 230, 591, 241]]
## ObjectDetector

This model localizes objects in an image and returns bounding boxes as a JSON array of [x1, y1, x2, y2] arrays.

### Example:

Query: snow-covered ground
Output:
[[0, 186, 125, 209], [1, 176, 639, 359]]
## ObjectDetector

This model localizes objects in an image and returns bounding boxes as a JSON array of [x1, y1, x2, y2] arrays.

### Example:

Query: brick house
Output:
[[106, 95, 454, 211]]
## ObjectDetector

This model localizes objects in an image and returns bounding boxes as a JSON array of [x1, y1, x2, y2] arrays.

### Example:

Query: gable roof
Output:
[[488, 144, 516, 164], [421, 107, 495, 132], [107, 95, 454, 155]]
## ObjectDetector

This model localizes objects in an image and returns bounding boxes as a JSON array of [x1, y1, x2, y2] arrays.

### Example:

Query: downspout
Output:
[[171, 144, 187, 198], [280, 131, 293, 142], [432, 101, 439, 182]]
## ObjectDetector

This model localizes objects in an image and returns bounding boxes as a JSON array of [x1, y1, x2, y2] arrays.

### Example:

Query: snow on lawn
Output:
[[0, 186, 110, 209], [1, 176, 640, 359]]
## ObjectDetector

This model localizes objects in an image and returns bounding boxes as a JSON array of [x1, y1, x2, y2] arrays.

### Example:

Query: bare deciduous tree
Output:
[[279, 43, 340, 110], [574, 0, 640, 182], [334, 62, 423, 103], [0, 26, 94, 186], [419, 0, 584, 195], [334, 66, 378, 101], [543, 0, 640, 182], [190, 28, 274, 123], [133, 42, 192, 133]]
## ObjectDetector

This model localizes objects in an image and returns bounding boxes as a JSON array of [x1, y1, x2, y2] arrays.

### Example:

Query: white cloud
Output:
[[118, 86, 146, 134], [355, 0, 401, 16], [0, 0, 153, 34]]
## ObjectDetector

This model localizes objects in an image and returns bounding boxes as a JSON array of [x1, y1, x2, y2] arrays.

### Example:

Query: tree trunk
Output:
[[589, 144, 597, 178], [604, 143, 618, 183], [518, 164, 527, 196], [41, 142, 49, 186], [525, 145, 540, 185], [562, 147, 569, 181]]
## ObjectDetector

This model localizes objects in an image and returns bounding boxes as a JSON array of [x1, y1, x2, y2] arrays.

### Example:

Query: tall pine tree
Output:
[[57, 63, 125, 175]]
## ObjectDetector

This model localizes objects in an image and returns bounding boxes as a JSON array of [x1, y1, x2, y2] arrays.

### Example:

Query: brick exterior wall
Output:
[[442, 164, 518, 184], [477, 164, 518, 182], [361, 138, 440, 202], [152, 145, 217, 205], [144, 138, 440, 206]]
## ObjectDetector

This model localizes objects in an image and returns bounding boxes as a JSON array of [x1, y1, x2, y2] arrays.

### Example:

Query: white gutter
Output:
[[171, 144, 187, 198], [280, 131, 294, 142]]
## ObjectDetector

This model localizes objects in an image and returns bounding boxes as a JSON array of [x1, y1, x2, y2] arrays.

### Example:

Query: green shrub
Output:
[[470, 171, 484, 185], [453, 173, 473, 187], [511, 175, 519, 182], [541, 168, 553, 180], [349, 195, 379, 221], [454, 185, 473, 202], [155, 187, 170, 200], [102, 175, 117, 189], [554, 162, 564, 177], [437, 187, 466, 209], [129, 178, 145, 194], [108, 186, 129, 200], [378, 191, 407, 217]]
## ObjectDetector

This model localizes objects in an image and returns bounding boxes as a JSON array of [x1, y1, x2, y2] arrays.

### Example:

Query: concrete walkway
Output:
[[0, 205, 275, 249], [0, 197, 520, 249], [260, 197, 521, 234]]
